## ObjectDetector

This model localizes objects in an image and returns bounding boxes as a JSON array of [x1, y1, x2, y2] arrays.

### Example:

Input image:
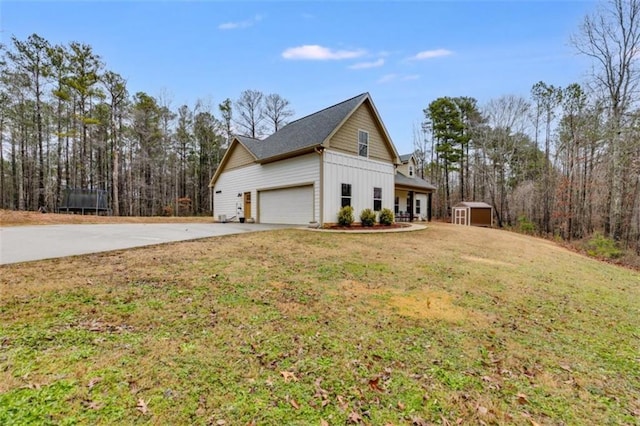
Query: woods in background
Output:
[[420, 0, 639, 252], [0, 34, 292, 216]]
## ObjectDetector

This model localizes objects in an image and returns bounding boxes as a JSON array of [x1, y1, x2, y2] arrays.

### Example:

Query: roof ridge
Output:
[[237, 135, 261, 142], [283, 92, 369, 127]]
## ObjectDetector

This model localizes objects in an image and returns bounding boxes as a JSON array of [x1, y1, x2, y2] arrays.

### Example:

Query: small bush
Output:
[[337, 205, 354, 227], [585, 232, 623, 259], [360, 208, 376, 227], [379, 208, 394, 225], [517, 216, 536, 234]]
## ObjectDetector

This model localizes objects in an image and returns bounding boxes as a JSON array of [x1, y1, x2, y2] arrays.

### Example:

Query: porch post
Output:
[[428, 193, 432, 222], [409, 191, 414, 222]]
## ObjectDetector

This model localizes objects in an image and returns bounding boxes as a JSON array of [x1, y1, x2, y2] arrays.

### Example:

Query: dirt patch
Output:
[[336, 279, 483, 324], [461, 255, 513, 267]]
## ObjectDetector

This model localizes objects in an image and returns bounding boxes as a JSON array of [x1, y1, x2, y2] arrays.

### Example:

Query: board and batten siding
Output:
[[213, 153, 321, 222], [225, 142, 255, 171], [323, 150, 395, 223], [395, 190, 428, 218], [328, 103, 395, 163]]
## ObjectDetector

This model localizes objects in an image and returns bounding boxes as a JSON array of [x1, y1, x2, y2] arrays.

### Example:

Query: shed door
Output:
[[453, 207, 468, 225], [471, 208, 492, 226], [259, 185, 314, 224]]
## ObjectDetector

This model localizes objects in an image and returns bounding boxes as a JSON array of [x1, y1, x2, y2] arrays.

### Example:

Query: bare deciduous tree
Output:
[[235, 89, 265, 139], [263, 93, 294, 134], [572, 0, 640, 240]]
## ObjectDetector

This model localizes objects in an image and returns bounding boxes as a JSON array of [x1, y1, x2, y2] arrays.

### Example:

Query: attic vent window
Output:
[[358, 130, 369, 158], [409, 165, 414, 177]]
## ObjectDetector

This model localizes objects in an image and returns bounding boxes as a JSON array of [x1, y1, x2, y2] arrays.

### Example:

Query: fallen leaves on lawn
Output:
[[286, 396, 300, 410], [411, 416, 429, 426], [516, 393, 529, 405], [368, 376, 384, 392], [82, 399, 102, 410], [87, 377, 103, 389], [280, 371, 298, 382], [337, 395, 349, 411], [136, 398, 149, 415], [347, 411, 362, 424]]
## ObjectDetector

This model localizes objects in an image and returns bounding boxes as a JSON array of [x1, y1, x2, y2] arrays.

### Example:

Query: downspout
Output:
[[315, 146, 324, 225]]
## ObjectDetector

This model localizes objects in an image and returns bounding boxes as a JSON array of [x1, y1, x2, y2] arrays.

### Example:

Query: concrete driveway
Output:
[[0, 223, 288, 265]]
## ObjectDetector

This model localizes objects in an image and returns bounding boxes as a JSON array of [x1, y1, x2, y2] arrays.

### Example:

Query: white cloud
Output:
[[282, 45, 366, 60], [218, 14, 263, 30], [377, 74, 398, 84], [377, 74, 420, 84], [409, 49, 453, 60], [348, 58, 385, 70]]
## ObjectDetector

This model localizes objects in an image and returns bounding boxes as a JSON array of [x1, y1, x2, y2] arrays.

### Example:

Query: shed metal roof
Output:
[[454, 202, 493, 208]]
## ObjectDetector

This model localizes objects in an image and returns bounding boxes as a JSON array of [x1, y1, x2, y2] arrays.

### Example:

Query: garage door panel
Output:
[[259, 186, 313, 225]]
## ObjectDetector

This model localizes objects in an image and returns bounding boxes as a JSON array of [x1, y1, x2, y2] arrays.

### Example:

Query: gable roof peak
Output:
[[284, 92, 370, 127], [399, 153, 414, 163]]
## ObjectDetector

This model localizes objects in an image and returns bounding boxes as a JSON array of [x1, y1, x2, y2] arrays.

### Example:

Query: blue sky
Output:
[[2, 0, 597, 154]]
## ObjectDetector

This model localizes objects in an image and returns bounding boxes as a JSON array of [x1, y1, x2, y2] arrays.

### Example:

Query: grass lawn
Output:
[[0, 209, 215, 226], [1, 223, 638, 425]]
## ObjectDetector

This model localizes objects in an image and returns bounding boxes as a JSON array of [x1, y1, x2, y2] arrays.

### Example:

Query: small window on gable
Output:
[[341, 183, 352, 207], [358, 130, 369, 158], [373, 187, 382, 211], [409, 165, 414, 177]]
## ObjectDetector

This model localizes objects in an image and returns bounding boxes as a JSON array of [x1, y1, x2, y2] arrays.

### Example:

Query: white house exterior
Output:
[[394, 154, 435, 221], [209, 93, 434, 225]]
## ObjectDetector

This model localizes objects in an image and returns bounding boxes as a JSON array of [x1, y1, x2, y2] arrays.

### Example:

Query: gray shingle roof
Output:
[[399, 154, 413, 163], [240, 93, 369, 161], [395, 171, 436, 191]]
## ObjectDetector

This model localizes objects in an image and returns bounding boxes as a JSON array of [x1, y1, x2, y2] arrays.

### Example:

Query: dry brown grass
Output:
[[0, 209, 214, 226]]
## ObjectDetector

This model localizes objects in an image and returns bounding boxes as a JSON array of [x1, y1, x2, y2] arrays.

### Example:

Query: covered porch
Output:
[[394, 173, 436, 222]]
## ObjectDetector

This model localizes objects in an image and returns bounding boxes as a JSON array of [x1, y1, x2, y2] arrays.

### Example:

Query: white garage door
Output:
[[259, 185, 314, 224]]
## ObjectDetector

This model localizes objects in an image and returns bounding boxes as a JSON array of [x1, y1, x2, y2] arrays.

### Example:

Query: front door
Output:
[[243, 192, 251, 219]]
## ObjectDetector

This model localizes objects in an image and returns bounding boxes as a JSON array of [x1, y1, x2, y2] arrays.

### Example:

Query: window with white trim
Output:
[[409, 165, 414, 177], [416, 199, 421, 215], [394, 197, 399, 214], [358, 130, 369, 158], [341, 183, 351, 207], [373, 187, 382, 211]]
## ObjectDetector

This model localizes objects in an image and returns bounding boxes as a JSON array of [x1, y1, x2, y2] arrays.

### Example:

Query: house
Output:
[[452, 202, 494, 227], [209, 93, 435, 225], [395, 154, 435, 222]]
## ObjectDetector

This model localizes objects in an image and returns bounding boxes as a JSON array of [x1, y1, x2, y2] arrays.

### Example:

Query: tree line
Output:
[[0, 34, 293, 216], [418, 0, 639, 252]]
